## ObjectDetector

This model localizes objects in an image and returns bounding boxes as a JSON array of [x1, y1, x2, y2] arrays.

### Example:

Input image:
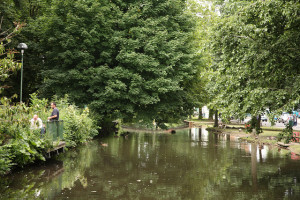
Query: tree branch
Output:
[[0, 16, 3, 31]]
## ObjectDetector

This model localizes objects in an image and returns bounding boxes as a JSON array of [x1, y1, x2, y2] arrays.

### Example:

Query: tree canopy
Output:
[[23, 0, 201, 124], [208, 0, 300, 119]]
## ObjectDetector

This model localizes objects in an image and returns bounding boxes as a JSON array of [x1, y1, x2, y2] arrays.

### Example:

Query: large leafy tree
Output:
[[208, 0, 300, 121], [33, 0, 199, 125], [0, 0, 49, 101], [0, 9, 24, 93]]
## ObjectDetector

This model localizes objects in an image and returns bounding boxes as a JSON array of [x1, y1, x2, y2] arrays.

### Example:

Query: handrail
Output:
[[45, 120, 64, 142]]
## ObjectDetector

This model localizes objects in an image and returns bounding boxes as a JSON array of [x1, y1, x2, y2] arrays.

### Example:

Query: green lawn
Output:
[[260, 130, 280, 137]]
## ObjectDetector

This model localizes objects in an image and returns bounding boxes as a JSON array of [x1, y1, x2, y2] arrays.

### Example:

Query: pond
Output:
[[1, 127, 300, 199]]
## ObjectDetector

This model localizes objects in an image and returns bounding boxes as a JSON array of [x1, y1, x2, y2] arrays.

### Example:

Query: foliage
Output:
[[244, 116, 262, 134], [0, 0, 49, 101], [0, 44, 20, 83], [63, 105, 98, 147], [29, 93, 48, 119], [184, 0, 215, 109], [0, 146, 13, 175], [49, 95, 98, 147], [277, 123, 294, 144], [0, 17, 22, 93], [4, 130, 48, 166], [244, 123, 252, 133], [0, 97, 50, 175], [207, 0, 300, 120], [22, 0, 201, 126], [0, 94, 98, 175]]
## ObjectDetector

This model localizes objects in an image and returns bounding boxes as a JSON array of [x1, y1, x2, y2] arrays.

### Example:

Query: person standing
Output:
[[294, 114, 298, 127], [48, 102, 59, 121]]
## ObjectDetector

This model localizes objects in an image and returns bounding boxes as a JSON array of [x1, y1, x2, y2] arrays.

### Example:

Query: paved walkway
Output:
[[230, 120, 300, 131], [261, 122, 300, 131]]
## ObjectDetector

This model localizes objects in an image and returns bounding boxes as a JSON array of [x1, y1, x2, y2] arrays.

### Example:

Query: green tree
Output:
[[208, 0, 300, 131], [0, 0, 50, 101], [185, 0, 215, 119], [0, 14, 23, 93], [31, 0, 200, 126]]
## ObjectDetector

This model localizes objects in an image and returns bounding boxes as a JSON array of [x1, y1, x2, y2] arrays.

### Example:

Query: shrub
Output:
[[0, 146, 13, 175], [0, 94, 98, 175], [0, 97, 50, 175], [277, 123, 294, 144], [63, 105, 98, 147], [244, 117, 262, 134]]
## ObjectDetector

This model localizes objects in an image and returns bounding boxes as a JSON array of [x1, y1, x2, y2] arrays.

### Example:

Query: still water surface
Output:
[[1, 128, 300, 199]]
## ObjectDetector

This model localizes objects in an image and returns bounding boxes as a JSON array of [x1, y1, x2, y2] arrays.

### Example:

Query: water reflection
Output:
[[1, 127, 300, 199]]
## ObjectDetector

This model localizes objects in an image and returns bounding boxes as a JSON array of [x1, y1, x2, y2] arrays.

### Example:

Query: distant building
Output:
[[202, 106, 210, 119]]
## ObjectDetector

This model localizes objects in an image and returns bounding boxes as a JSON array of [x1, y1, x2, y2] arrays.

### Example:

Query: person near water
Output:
[[30, 114, 45, 134], [294, 114, 298, 127], [30, 114, 43, 129], [48, 102, 59, 121]]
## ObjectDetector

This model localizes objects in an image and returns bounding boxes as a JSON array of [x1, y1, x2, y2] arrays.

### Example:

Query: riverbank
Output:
[[0, 95, 98, 176], [192, 119, 300, 156]]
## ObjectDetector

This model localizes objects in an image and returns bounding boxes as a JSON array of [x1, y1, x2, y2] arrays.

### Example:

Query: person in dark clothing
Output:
[[294, 114, 298, 127], [48, 102, 59, 121]]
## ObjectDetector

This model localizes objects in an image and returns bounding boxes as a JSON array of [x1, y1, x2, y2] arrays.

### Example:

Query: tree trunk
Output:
[[257, 115, 261, 131], [209, 109, 214, 120], [214, 110, 218, 127], [198, 108, 203, 120], [251, 116, 256, 135], [252, 115, 261, 135]]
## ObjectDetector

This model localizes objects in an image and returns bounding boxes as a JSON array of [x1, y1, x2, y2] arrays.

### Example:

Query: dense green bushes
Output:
[[0, 94, 98, 175], [53, 95, 98, 147], [0, 96, 49, 175]]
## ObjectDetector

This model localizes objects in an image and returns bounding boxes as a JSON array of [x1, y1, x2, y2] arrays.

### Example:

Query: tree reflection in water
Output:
[[0, 128, 300, 199]]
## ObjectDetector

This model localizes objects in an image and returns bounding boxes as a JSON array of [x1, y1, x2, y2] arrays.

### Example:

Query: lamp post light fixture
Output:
[[17, 43, 28, 103]]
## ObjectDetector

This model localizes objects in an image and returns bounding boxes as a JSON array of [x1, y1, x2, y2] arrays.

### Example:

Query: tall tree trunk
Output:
[[198, 108, 203, 120], [252, 115, 261, 135], [257, 114, 261, 131], [214, 110, 218, 127], [209, 109, 214, 120]]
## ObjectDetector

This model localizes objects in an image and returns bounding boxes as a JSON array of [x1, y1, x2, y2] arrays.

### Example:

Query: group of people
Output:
[[30, 102, 59, 133]]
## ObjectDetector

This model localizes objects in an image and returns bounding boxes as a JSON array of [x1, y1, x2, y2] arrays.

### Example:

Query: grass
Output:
[[279, 149, 291, 156], [190, 118, 214, 123], [239, 135, 278, 145], [290, 145, 300, 155], [260, 130, 280, 137], [262, 127, 284, 131]]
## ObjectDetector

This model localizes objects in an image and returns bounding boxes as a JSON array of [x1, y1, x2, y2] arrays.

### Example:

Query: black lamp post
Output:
[[17, 43, 28, 103]]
